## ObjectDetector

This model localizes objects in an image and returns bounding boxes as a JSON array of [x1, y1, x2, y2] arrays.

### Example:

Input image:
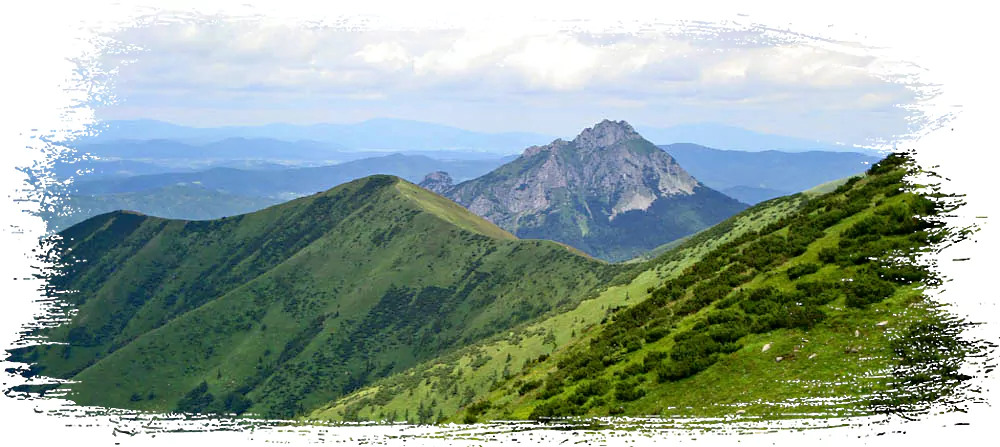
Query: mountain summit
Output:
[[437, 120, 747, 261]]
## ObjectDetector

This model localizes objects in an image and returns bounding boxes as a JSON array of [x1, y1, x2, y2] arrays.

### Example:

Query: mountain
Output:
[[9, 153, 975, 424], [9, 176, 623, 419], [437, 120, 748, 262], [636, 123, 877, 154], [73, 138, 350, 162], [79, 119, 557, 154], [68, 153, 509, 199], [419, 171, 454, 195], [311, 153, 974, 424], [660, 143, 883, 204], [40, 185, 284, 232], [480, 153, 966, 421]]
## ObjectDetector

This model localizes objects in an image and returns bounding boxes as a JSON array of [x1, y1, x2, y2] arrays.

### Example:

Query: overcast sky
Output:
[[93, 18, 926, 146]]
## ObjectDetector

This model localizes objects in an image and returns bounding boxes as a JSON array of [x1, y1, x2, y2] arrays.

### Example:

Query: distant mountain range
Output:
[[430, 120, 748, 262], [77, 119, 558, 154], [43, 153, 513, 232], [47, 137, 879, 234], [636, 123, 879, 154], [68, 153, 512, 198], [659, 143, 882, 204], [74, 118, 878, 156]]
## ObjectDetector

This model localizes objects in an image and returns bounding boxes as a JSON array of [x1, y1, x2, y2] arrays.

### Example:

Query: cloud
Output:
[[94, 18, 923, 144]]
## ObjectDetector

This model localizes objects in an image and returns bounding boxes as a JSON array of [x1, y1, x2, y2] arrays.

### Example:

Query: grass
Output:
[[460, 154, 974, 423], [11, 175, 619, 419], [14, 154, 975, 426], [308, 185, 809, 423]]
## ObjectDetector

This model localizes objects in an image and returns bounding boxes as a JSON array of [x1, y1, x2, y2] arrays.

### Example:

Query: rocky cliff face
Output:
[[418, 171, 454, 195], [441, 120, 747, 261]]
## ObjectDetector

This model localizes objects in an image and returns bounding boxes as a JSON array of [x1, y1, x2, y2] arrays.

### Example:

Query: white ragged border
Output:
[[1, 1, 997, 446]]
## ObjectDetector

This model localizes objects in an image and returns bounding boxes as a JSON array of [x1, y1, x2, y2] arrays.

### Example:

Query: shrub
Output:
[[644, 327, 669, 343], [786, 263, 820, 280], [613, 382, 646, 402], [518, 379, 542, 396], [844, 271, 897, 308]]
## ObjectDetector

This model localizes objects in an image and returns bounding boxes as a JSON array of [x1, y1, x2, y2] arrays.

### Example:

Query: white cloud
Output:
[[94, 18, 922, 144], [355, 42, 411, 67]]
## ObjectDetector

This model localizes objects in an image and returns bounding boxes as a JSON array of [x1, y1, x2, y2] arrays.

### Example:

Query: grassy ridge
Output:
[[11, 176, 618, 418], [454, 153, 972, 422], [309, 190, 810, 423]]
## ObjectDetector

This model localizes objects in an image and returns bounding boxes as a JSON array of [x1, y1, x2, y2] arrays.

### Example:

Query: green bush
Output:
[[844, 271, 897, 308], [613, 382, 646, 402], [786, 263, 820, 280], [518, 379, 542, 396]]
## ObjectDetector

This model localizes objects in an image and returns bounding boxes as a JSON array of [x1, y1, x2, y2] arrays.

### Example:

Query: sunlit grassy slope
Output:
[[467, 154, 963, 422], [11, 176, 620, 419], [313, 154, 968, 424], [309, 191, 810, 423]]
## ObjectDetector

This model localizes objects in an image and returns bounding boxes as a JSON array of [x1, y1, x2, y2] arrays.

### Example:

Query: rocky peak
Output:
[[572, 119, 641, 150], [418, 171, 454, 195], [523, 139, 568, 158]]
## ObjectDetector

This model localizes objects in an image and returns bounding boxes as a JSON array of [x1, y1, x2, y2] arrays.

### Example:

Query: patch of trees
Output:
[[517, 154, 947, 420], [174, 380, 254, 415]]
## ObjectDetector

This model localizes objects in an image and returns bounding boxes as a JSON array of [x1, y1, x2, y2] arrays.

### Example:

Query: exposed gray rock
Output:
[[441, 119, 747, 261], [418, 171, 454, 195]]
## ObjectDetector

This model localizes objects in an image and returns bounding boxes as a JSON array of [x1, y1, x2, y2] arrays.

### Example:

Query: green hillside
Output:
[[310, 192, 810, 423], [461, 153, 972, 422], [10, 175, 620, 418], [10, 153, 974, 425]]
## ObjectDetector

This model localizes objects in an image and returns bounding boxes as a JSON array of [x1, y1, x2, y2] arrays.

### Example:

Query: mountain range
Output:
[[660, 143, 882, 204], [76, 118, 557, 154], [9, 152, 972, 425], [73, 118, 877, 155], [427, 120, 748, 261], [68, 154, 511, 198], [636, 123, 878, 154]]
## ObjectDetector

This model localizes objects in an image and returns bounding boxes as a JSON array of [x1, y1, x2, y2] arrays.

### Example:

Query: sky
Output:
[[92, 16, 928, 147]]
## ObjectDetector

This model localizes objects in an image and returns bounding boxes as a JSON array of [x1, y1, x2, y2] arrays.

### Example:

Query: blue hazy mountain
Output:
[[79, 118, 879, 156], [68, 153, 511, 199], [80, 119, 557, 154], [659, 143, 883, 204], [638, 123, 881, 154], [73, 138, 352, 162]]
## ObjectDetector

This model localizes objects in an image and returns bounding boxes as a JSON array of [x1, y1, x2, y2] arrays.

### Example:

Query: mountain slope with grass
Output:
[[9, 176, 621, 419], [440, 120, 748, 262], [310, 192, 810, 423], [460, 152, 974, 422]]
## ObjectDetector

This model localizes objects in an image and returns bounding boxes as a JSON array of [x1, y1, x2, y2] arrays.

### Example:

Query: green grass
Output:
[[307, 185, 809, 423], [458, 153, 973, 423], [14, 154, 974, 426], [12, 175, 620, 419]]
